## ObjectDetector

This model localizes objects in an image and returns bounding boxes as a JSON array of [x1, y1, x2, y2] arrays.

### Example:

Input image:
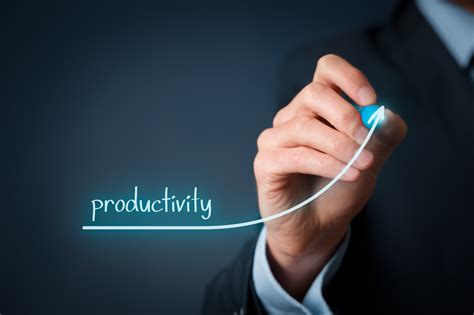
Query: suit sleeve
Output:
[[252, 226, 350, 315], [201, 236, 267, 315]]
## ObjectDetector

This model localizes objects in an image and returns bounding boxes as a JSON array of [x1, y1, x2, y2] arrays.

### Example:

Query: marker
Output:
[[355, 104, 384, 129]]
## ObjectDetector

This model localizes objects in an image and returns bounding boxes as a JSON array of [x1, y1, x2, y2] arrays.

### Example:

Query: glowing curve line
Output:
[[82, 106, 385, 231]]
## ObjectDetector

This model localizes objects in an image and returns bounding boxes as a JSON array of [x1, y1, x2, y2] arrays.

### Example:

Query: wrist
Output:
[[265, 223, 349, 299]]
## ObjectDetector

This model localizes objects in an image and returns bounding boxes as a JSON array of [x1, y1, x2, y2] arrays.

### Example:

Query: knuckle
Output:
[[253, 152, 270, 177], [292, 116, 313, 136], [256, 128, 272, 149], [287, 147, 308, 166], [273, 108, 287, 126], [272, 114, 282, 127], [347, 67, 366, 83], [253, 152, 262, 171], [317, 54, 338, 69], [327, 133, 347, 154], [254, 150, 280, 177], [300, 84, 314, 101], [301, 82, 324, 103], [340, 107, 359, 126], [254, 155, 283, 189], [311, 153, 326, 170]]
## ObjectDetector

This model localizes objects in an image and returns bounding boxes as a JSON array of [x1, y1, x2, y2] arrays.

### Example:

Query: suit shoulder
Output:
[[202, 236, 259, 314]]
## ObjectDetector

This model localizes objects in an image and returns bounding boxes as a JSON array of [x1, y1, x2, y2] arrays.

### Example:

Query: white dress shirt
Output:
[[416, 0, 474, 68]]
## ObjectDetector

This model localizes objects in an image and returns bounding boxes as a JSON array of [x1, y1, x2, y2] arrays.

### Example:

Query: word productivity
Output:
[[90, 186, 212, 222]]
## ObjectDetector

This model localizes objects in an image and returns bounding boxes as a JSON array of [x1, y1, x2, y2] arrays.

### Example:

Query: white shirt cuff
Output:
[[252, 226, 350, 315]]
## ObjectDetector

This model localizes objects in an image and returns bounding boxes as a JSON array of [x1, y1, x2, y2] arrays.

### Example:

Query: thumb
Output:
[[366, 109, 407, 173]]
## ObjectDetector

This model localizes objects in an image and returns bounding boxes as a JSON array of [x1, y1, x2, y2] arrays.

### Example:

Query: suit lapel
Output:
[[387, 1, 474, 160]]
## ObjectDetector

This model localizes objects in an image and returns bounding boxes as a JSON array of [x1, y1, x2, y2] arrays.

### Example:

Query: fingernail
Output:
[[357, 86, 375, 105], [356, 149, 373, 167], [354, 126, 369, 144]]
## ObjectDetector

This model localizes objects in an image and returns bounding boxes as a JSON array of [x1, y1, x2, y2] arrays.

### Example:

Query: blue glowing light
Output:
[[355, 104, 384, 129]]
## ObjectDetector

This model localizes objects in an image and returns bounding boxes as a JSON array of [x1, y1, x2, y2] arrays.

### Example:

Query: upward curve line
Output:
[[82, 106, 385, 231]]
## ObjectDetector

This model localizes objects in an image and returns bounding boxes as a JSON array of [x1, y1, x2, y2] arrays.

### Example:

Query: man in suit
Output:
[[203, 1, 474, 314]]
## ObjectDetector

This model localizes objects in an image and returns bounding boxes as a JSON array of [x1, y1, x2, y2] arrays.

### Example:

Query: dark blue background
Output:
[[4, 1, 396, 313]]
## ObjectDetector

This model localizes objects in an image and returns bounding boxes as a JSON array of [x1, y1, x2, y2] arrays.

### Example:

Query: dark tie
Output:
[[466, 54, 474, 89]]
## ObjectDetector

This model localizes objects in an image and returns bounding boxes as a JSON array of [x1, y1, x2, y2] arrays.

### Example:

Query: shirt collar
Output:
[[416, 0, 474, 68]]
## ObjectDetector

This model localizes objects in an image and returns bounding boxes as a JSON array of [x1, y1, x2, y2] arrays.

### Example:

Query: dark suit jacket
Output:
[[203, 2, 474, 314]]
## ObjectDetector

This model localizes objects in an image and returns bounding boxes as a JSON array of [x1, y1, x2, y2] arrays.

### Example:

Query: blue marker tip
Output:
[[354, 104, 383, 129]]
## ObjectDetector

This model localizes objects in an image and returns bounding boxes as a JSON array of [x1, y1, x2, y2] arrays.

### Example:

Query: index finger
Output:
[[313, 54, 377, 106]]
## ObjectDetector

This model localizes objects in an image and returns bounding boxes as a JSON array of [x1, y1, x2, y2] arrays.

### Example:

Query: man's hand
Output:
[[254, 54, 407, 299]]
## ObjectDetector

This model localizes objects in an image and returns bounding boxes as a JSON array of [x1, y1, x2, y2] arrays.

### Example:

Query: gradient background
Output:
[[4, 1, 397, 313]]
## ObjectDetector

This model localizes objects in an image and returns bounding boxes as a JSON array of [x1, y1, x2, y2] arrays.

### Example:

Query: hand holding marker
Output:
[[253, 54, 406, 299]]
